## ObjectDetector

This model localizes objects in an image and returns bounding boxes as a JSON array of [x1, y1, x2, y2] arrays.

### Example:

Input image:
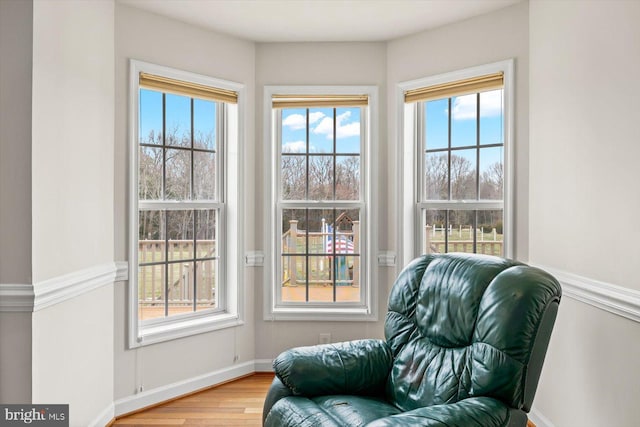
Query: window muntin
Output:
[[419, 88, 505, 256], [276, 105, 366, 307]]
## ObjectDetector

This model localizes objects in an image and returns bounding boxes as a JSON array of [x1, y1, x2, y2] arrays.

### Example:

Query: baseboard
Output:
[[89, 403, 114, 427], [254, 358, 274, 372], [529, 407, 555, 427], [113, 360, 256, 417]]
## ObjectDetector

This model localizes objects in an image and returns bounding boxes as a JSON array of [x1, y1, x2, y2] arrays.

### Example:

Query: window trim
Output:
[[128, 59, 245, 348], [397, 60, 515, 269], [263, 85, 378, 322]]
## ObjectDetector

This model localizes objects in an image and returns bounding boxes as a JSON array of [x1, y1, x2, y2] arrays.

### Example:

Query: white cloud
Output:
[[452, 90, 502, 120], [309, 111, 325, 124], [282, 114, 306, 130], [336, 122, 360, 139], [282, 112, 326, 130], [282, 140, 306, 153], [312, 116, 334, 136], [311, 110, 360, 139]]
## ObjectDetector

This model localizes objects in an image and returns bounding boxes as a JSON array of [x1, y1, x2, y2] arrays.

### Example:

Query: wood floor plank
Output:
[[113, 374, 273, 426], [115, 373, 539, 427]]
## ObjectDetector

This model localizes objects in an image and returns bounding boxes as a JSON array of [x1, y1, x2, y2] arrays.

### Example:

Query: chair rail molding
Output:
[[33, 262, 120, 311], [0, 284, 35, 312], [535, 264, 640, 324]]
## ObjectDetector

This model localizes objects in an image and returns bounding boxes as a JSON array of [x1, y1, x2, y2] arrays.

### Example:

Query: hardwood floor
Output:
[[113, 372, 537, 427], [113, 373, 274, 426]]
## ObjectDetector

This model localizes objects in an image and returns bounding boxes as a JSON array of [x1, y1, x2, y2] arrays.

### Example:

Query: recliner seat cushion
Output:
[[265, 395, 401, 427]]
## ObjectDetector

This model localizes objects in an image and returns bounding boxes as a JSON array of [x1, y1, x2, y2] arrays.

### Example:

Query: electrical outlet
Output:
[[137, 385, 144, 393], [319, 333, 331, 344], [233, 355, 239, 362]]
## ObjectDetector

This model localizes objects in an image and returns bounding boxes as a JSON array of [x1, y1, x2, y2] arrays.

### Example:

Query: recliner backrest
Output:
[[384, 253, 561, 412]]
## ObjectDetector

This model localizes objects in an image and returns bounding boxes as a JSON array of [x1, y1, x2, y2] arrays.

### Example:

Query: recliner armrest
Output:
[[273, 339, 392, 397], [364, 396, 527, 427]]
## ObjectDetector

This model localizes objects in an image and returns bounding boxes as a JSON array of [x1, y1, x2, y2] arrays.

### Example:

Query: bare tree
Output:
[[480, 162, 503, 200]]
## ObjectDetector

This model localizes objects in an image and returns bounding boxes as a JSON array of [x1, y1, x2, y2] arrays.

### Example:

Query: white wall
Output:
[[387, 1, 530, 263], [30, 1, 115, 424], [32, 286, 114, 425], [0, 0, 33, 403], [113, 3, 256, 400], [31, 1, 115, 283], [529, 1, 640, 426], [254, 42, 390, 360]]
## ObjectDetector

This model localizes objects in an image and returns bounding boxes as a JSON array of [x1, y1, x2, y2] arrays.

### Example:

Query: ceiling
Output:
[[117, 0, 522, 43]]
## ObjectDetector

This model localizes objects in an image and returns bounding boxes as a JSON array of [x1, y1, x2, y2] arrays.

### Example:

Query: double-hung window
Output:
[[400, 61, 514, 263], [265, 87, 377, 321], [129, 60, 244, 346]]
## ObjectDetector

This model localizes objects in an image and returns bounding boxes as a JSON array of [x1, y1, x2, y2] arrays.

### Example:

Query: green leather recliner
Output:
[[262, 253, 561, 427]]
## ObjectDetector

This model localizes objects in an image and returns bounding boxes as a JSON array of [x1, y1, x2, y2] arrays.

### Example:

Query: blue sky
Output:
[[139, 89, 217, 150], [281, 107, 361, 154], [426, 89, 504, 172]]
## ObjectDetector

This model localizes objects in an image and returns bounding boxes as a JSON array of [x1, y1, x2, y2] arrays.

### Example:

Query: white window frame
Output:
[[397, 60, 515, 268], [128, 59, 245, 348], [263, 85, 378, 321]]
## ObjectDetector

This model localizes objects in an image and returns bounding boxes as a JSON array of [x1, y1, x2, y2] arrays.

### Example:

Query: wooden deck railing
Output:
[[138, 240, 216, 307]]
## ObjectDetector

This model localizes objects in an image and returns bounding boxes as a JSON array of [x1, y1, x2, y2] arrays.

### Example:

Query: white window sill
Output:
[[266, 307, 377, 322], [133, 312, 243, 347]]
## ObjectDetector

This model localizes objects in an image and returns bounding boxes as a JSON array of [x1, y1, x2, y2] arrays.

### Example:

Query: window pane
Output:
[[139, 89, 162, 145], [336, 256, 360, 303], [138, 264, 165, 321], [165, 148, 191, 200], [165, 94, 191, 147], [425, 152, 448, 200], [451, 94, 477, 148], [448, 210, 476, 254], [477, 209, 504, 256], [281, 155, 306, 200], [336, 107, 360, 154], [479, 146, 503, 200], [309, 108, 334, 153], [195, 259, 217, 311], [281, 108, 307, 153], [332, 209, 360, 255], [451, 149, 477, 200], [139, 146, 163, 200], [336, 156, 360, 200], [308, 255, 331, 292], [281, 256, 306, 302], [423, 209, 446, 254], [167, 210, 194, 261], [196, 210, 217, 258], [167, 261, 195, 316], [309, 155, 333, 200], [193, 151, 216, 200], [281, 209, 309, 254], [425, 99, 448, 150], [480, 89, 503, 146], [139, 210, 165, 263], [308, 209, 335, 254], [194, 99, 216, 150]]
